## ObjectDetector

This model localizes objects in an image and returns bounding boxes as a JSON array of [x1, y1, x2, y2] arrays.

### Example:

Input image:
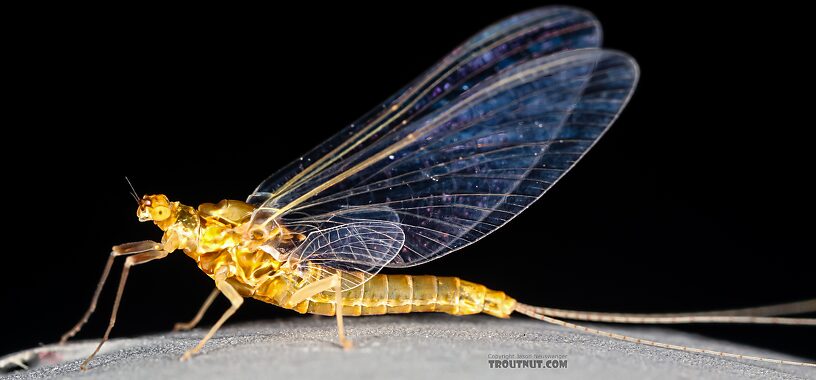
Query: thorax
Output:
[[163, 199, 284, 290]]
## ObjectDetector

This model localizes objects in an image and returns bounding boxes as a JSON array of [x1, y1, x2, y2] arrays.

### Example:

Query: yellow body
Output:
[[71, 194, 813, 370], [144, 195, 516, 318]]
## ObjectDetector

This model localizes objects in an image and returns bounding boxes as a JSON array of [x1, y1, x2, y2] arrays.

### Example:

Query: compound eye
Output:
[[152, 206, 171, 221]]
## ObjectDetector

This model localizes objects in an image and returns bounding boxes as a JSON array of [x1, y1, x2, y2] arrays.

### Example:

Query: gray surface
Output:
[[1, 314, 813, 380]]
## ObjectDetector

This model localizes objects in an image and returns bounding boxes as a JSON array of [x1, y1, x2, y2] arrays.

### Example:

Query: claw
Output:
[[180, 351, 196, 362], [173, 323, 192, 332]]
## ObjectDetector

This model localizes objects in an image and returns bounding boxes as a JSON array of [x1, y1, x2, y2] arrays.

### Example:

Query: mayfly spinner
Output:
[[63, 7, 815, 369]]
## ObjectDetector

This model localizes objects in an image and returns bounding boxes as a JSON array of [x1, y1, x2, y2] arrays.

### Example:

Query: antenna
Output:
[[125, 176, 140, 204]]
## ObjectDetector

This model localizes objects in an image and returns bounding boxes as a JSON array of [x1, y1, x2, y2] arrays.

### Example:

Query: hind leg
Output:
[[334, 275, 352, 349], [285, 274, 351, 349]]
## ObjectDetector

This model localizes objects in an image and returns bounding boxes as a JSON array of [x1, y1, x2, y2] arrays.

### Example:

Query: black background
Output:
[[4, 2, 814, 361]]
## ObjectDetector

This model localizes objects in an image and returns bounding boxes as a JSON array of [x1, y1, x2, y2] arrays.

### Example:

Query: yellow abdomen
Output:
[[253, 273, 516, 318]]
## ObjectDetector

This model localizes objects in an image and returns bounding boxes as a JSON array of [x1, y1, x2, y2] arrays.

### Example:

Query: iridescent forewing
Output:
[[247, 7, 602, 206], [248, 7, 639, 271]]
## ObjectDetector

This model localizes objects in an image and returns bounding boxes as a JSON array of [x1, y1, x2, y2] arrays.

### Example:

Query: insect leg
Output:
[[80, 247, 169, 371], [60, 240, 163, 345], [334, 275, 352, 350], [173, 288, 220, 331], [180, 272, 243, 361], [286, 275, 337, 308], [281, 273, 352, 349]]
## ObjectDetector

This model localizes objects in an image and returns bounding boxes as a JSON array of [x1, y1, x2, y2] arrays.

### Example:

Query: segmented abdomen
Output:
[[255, 274, 516, 318]]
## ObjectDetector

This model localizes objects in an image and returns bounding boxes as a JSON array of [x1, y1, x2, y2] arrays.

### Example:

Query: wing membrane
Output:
[[247, 7, 602, 205], [286, 210, 405, 291], [248, 7, 638, 269]]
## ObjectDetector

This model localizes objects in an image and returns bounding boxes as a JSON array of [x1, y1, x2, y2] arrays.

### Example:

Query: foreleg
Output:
[[80, 246, 169, 370], [61, 240, 163, 345]]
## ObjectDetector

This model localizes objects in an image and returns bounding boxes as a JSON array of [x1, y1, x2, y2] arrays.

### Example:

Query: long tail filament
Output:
[[514, 301, 816, 368]]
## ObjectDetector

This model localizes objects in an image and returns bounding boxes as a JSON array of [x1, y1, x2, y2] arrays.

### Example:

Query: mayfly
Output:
[[62, 6, 815, 370]]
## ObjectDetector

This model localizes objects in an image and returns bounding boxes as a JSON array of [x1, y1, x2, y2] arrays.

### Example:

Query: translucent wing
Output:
[[285, 209, 405, 291], [248, 7, 639, 269], [247, 7, 602, 205]]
